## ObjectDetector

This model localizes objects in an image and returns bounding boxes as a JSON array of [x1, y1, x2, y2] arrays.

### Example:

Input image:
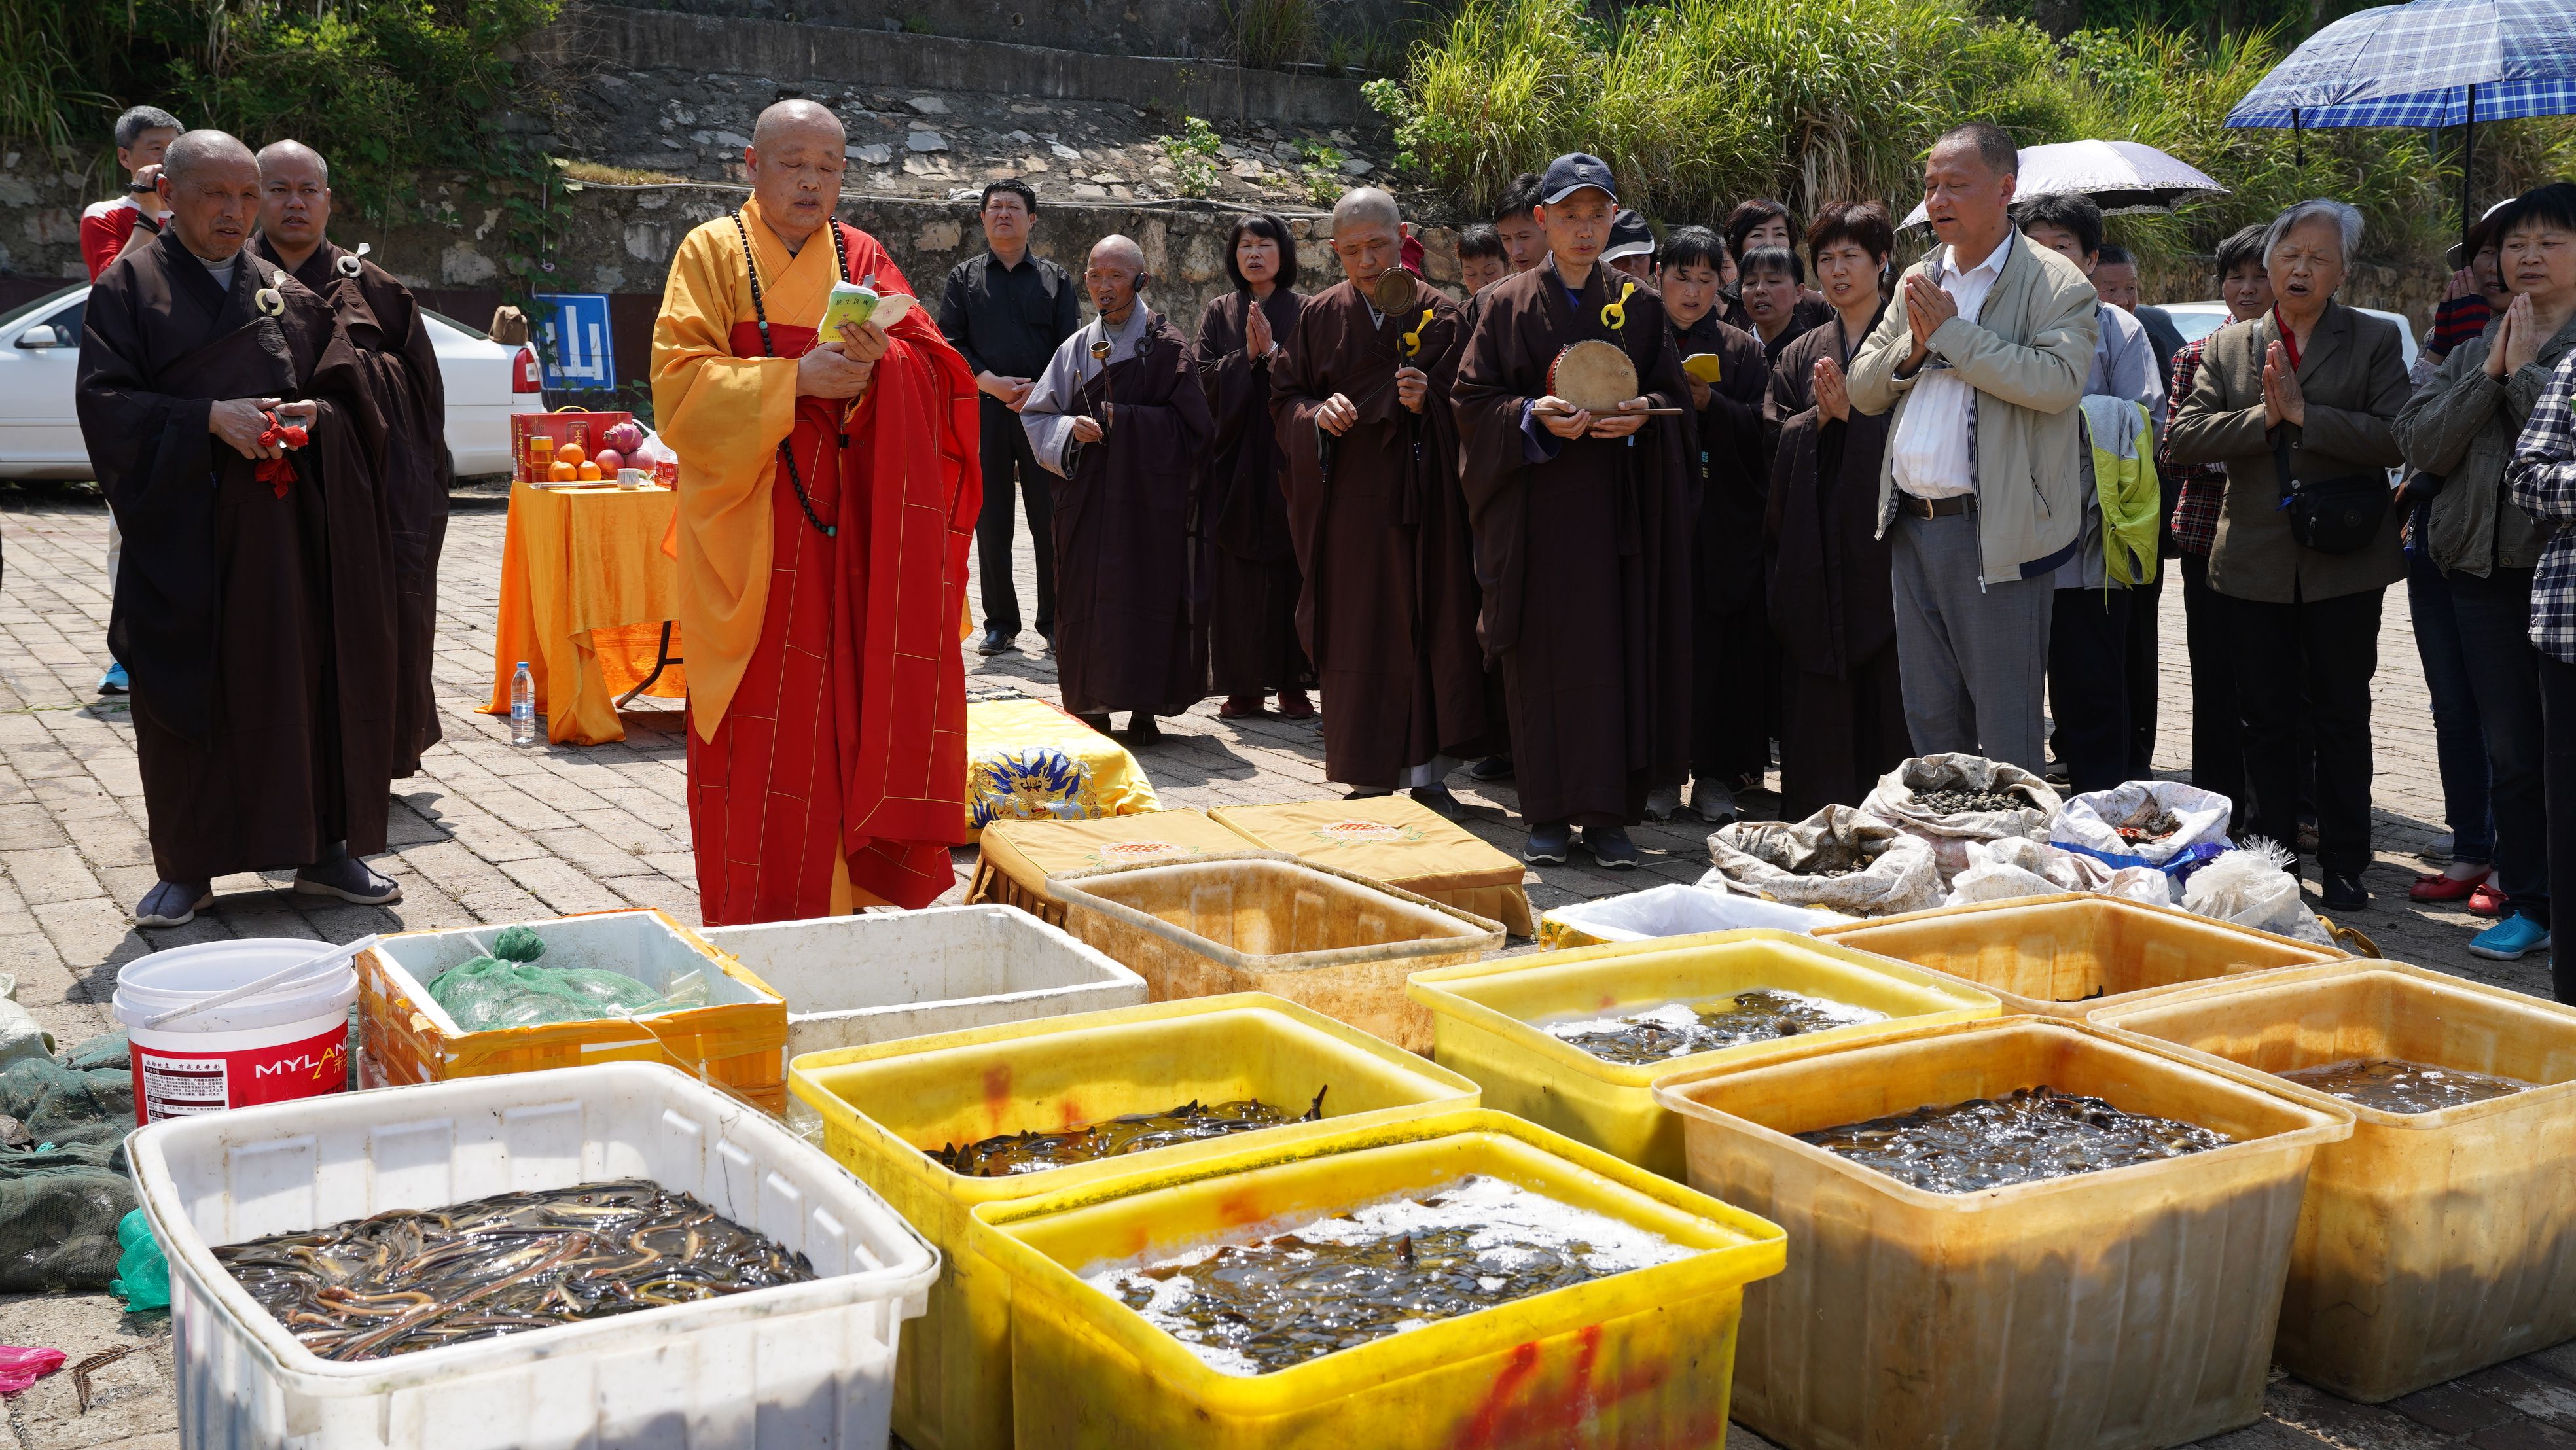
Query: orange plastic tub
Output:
[[1653, 1016, 2351, 1449], [2092, 962, 2576, 1401], [1813, 893, 2342, 1019]]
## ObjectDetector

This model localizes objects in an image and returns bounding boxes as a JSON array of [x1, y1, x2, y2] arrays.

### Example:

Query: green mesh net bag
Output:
[[425, 929, 706, 1031]]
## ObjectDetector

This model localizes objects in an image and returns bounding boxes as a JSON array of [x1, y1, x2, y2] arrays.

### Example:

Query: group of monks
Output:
[[79, 126, 448, 928], [79, 94, 1895, 930]]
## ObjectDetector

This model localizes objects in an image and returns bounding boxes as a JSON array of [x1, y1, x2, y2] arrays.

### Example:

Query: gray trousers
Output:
[[1889, 510, 2053, 773]]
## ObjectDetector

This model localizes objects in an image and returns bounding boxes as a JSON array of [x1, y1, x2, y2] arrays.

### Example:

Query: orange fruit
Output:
[[548, 459, 577, 482], [576, 461, 603, 481], [556, 441, 586, 465]]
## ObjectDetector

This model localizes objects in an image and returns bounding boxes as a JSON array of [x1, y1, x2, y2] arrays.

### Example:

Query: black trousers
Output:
[[2047, 586, 2132, 796], [2447, 567, 2549, 927], [2179, 552, 2247, 822], [2230, 586, 2382, 875], [976, 398, 1054, 637], [1693, 603, 1773, 785], [2539, 653, 2576, 1001], [2124, 569, 2162, 779]]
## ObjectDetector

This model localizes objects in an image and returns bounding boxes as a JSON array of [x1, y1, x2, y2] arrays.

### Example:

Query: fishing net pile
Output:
[[427, 926, 704, 1031]]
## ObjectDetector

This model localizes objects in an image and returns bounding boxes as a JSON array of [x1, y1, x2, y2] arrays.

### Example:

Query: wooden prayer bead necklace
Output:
[[732, 209, 850, 539]]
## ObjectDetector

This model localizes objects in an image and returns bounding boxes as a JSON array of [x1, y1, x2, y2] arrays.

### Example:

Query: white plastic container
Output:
[[699, 905, 1147, 1060], [130, 1061, 939, 1450], [111, 938, 360, 1124]]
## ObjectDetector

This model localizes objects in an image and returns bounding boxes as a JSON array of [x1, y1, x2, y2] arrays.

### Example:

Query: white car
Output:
[[0, 283, 541, 480], [2153, 299, 2421, 374]]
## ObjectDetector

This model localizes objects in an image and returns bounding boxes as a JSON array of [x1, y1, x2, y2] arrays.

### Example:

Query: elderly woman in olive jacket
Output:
[[2166, 199, 2409, 913], [2390, 181, 2576, 957]]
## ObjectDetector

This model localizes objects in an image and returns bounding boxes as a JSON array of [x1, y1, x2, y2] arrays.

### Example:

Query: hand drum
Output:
[[1548, 338, 1642, 413]]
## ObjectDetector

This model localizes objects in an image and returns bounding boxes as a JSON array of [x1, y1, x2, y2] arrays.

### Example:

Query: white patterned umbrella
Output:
[[1899, 139, 2227, 227]]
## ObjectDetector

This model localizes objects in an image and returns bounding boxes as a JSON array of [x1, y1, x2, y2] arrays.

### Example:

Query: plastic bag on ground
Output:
[[110, 1209, 170, 1311], [1861, 754, 2062, 883], [2180, 838, 2334, 947], [1703, 805, 1942, 917], [1537, 883, 1853, 947], [2052, 780, 2232, 882], [0, 1345, 66, 1394], [0, 974, 53, 1069], [1945, 836, 2174, 906]]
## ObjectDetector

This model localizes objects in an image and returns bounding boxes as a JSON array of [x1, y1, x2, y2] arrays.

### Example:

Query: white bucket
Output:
[[110, 938, 359, 1125]]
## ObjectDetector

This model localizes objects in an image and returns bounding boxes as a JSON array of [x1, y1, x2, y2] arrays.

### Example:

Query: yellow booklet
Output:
[[817, 281, 913, 338]]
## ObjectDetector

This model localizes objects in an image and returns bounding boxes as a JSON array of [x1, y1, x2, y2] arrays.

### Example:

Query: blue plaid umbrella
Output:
[[2225, 0, 2576, 239]]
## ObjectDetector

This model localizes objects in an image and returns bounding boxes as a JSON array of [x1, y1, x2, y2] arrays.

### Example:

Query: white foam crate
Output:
[[130, 1061, 939, 1450], [698, 904, 1147, 1059]]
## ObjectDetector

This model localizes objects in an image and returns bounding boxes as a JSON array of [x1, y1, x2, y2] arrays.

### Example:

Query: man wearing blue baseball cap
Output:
[[1453, 153, 1696, 870]]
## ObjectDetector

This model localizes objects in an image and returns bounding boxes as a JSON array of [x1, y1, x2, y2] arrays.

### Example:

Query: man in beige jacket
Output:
[[1848, 122, 2099, 772]]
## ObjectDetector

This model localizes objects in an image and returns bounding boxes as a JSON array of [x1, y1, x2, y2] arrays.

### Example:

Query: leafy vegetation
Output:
[[1370, 0, 2576, 266], [1158, 115, 1225, 199], [1, 0, 565, 300]]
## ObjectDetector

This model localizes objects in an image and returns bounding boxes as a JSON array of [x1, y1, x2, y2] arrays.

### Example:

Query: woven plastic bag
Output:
[[2052, 780, 2232, 882], [1945, 836, 2173, 906], [1703, 805, 1942, 917], [1861, 754, 2060, 883], [2180, 839, 2333, 946]]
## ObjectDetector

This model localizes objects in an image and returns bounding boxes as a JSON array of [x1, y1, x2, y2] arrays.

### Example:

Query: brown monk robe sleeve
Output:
[[1449, 276, 1543, 662]]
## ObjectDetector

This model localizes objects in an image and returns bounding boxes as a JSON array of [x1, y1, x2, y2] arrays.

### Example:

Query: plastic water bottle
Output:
[[510, 662, 536, 746]]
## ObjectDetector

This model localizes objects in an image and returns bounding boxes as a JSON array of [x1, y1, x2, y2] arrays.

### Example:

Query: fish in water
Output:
[[215, 1180, 815, 1362], [1543, 989, 1887, 1065], [2279, 1057, 2531, 1114], [1800, 1086, 2230, 1194], [931, 1088, 1328, 1176]]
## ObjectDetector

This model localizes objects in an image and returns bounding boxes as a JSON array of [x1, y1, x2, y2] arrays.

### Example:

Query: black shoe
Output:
[[976, 626, 1014, 656], [1122, 713, 1162, 743], [1073, 711, 1113, 734], [2321, 870, 2370, 913], [1584, 825, 1639, 870], [1346, 787, 1393, 800], [1469, 755, 1515, 782], [1410, 784, 1467, 821], [1523, 821, 1571, 864]]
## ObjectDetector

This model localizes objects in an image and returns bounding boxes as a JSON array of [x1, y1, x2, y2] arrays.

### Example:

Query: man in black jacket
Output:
[[939, 179, 1081, 654]]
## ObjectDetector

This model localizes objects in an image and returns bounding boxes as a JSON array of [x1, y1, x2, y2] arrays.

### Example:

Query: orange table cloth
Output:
[[482, 480, 689, 745]]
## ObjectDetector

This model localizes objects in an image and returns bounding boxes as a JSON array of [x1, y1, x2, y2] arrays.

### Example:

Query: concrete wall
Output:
[[606, 0, 1421, 67], [535, 4, 1381, 129]]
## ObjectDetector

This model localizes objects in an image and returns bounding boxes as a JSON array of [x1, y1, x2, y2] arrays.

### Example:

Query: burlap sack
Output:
[[1702, 805, 1942, 918]]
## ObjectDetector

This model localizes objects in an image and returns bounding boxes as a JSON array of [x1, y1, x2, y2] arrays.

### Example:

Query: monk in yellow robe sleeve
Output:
[[654, 99, 982, 923]]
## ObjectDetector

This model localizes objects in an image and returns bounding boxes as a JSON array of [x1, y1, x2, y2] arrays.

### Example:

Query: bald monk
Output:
[[653, 100, 981, 921], [1020, 235, 1211, 741], [77, 130, 401, 926], [1452, 152, 1694, 869], [251, 140, 449, 777], [1270, 187, 1488, 815]]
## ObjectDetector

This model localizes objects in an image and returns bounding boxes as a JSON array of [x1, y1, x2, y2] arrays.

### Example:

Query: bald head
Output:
[[258, 140, 333, 268], [1331, 186, 1401, 234], [1084, 234, 1147, 323], [745, 100, 848, 245], [160, 129, 255, 186], [156, 130, 261, 262], [752, 99, 844, 150]]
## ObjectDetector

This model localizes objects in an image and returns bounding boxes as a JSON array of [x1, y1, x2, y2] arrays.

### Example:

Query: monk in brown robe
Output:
[[251, 139, 449, 777], [77, 130, 399, 927], [1271, 188, 1489, 815], [1195, 213, 1314, 720], [1021, 235, 1211, 741], [1656, 225, 1770, 827], [1453, 154, 1694, 868], [1765, 202, 1908, 817]]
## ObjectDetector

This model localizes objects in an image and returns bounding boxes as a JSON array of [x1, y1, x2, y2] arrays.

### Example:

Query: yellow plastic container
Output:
[[2090, 962, 2576, 1402], [971, 1107, 1787, 1449], [1813, 892, 2342, 1019], [787, 993, 1479, 1450], [1048, 851, 1503, 1052], [1653, 1016, 2352, 1450], [1405, 928, 2002, 1178]]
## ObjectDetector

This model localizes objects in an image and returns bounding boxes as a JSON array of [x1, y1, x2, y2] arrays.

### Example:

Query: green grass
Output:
[[1370, 0, 2576, 266]]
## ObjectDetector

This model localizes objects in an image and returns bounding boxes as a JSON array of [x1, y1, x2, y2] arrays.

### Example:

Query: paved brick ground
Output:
[[1, 485, 2567, 1449]]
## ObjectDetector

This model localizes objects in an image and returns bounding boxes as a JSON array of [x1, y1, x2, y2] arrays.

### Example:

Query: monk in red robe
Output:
[[653, 100, 980, 922]]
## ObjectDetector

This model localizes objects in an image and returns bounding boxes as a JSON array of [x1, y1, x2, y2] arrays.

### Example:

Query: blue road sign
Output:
[[533, 294, 617, 390]]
